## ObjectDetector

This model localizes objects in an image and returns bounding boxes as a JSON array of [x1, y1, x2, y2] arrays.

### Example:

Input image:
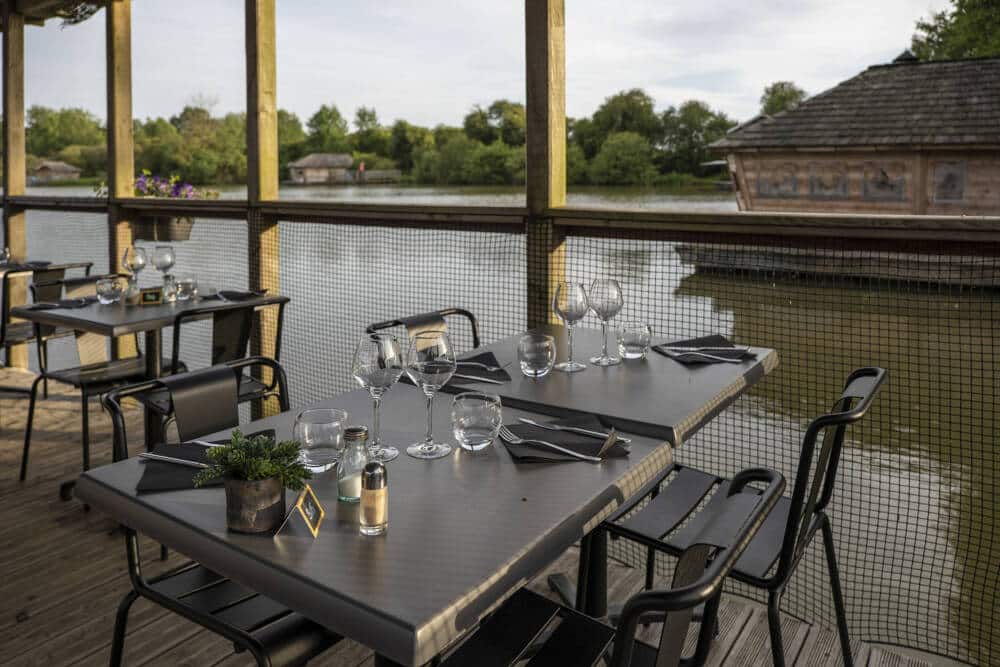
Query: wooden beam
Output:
[[106, 0, 137, 358], [524, 0, 566, 329], [245, 0, 279, 415], [3, 7, 28, 368]]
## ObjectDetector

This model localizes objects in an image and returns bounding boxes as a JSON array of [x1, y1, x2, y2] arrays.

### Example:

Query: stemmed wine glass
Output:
[[552, 281, 590, 372], [122, 246, 147, 294], [405, 330, 457, 460], [588, 278, 624, 366], [352, 333, 405, 462], [152, 245, 175, 280], [0, 247, 10, 266]]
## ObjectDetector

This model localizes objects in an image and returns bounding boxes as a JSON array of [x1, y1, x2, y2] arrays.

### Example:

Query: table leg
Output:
[[373, 655, 407, 667], [143, 329, 162, 451], [583, 529, 607, 617]]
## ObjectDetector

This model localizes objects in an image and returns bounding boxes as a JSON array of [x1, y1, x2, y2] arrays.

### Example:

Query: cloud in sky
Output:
[[23, 0, 948, 127]]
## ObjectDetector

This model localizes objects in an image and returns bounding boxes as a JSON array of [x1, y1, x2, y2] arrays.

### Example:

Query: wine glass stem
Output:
[[567, 325, 575, 364], [371, 395, 382, 448], [601, 320, 609, 359], [424, 392, 435, 445]]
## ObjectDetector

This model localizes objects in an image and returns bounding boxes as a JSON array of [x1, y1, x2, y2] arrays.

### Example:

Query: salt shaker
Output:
[[360, 461, 388, 536], [338, 426, 369, 503]]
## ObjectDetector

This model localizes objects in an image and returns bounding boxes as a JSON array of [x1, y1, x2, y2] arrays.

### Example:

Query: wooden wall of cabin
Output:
[[728, 150, 1000, 215]]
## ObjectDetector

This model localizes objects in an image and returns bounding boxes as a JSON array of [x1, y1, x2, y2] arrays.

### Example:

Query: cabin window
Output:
[[808, 162, 849, 199], [862, 162, 907, 201], [932, 161, 966, 202], [756, 162, 799, 198]]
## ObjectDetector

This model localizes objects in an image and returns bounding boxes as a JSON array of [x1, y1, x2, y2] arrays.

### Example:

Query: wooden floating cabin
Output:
[[678, 53, 1000, 288], [287, 152, 402, 185], [30, 159, 81, 184]]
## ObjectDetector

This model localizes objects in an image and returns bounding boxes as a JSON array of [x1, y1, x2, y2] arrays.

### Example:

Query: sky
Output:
[[23, 0, 949, 127]]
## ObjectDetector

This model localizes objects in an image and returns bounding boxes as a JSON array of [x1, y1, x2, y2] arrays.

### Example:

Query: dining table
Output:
[[75, 326, 777, 666], [11, 291, 288, 449]]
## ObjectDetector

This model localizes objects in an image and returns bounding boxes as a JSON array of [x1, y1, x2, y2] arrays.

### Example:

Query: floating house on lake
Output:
[[713, 53, 1000, 215], [30, 159, 81, 184], [287, 153, 353, 184]]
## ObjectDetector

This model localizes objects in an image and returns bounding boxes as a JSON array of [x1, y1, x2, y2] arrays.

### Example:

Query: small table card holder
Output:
[[275, 484, 325, 538], [139, 286, 163, 306]]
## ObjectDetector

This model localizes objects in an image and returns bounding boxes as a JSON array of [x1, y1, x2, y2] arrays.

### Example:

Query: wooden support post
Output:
[[107, 0, 137, 358], [246, 0, 279, 414], [3, 7, 28, 368], [525, 0, 567, 329]]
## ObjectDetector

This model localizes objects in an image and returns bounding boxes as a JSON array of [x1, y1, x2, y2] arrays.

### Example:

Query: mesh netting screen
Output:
[[562, 228, 998, 665], [275, 218, 527, 405]]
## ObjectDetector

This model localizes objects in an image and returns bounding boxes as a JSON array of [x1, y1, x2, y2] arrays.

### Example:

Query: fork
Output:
[[457, 360, 510, 372], [516, 417, 632, 444], [498, 426, 602, 462], [672, 351, 744, 364]]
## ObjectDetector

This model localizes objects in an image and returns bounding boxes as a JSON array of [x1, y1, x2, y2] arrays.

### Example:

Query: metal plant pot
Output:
[[133, 215, 195, 242], [224, 477, 287, 533]]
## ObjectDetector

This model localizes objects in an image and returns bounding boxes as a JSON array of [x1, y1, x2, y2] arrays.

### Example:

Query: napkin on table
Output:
[[136, 429, 275, 494], [651, 335, 756, 365], [502, 415, 629, 463]]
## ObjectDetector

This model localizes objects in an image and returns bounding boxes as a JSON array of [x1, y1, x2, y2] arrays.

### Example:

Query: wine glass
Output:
[[352, 333, 405, 462], [122, 246, 147, 277], [588, 278, 624, 366], [152, 245, 175, 278], [552, 281, 589, 372], [405, 330, 457, 460], [0, 247, 10, 266]]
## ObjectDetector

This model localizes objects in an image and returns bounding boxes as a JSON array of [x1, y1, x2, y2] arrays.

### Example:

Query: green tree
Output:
[[26, 106, 104, 156], [57, 144, 106, 177], [912, 0, 1000, 60], [432, 125, 466, 148], [389, 120, 434, 172], [306, 104, 350, 154], [463, 100, 526, 146], [590, 89, 663, 155], [660, 100, 736, 174], [463, 106, 496, 144], [588, 132, 656, 185], [760, 81, 808, 116], [566, 143, 588, 185], [351, 107, 390, 156], [568, 117, 602, 160], [278, 109, 308, 177]]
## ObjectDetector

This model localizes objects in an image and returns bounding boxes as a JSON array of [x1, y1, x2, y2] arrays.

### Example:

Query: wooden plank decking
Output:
[[0, 368, 934, 667]]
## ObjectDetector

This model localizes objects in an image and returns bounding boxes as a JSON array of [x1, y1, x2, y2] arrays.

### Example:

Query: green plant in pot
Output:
[[194, 429, 311, 534]]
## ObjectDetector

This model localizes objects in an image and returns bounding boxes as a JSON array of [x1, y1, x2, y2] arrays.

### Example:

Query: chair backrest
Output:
[[774, 366, 887, 583], [169, 299, 287, 374], [610, 468, 785, 667], [1, 266, 68, 344], [30, 273, 135, 365], [366, 308, 481, 349]]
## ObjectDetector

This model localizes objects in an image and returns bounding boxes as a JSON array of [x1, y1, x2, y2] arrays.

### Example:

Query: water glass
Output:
[[518, 333, 556, 378], [618, 322, 652, 360], [176, 276, 198, 301], [96, 277, 124, 305], [293, 408, 348, 473], [451, 392, 502, 452]]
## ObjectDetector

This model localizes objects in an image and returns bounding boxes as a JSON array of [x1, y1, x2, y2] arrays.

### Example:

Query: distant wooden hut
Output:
[[31, 160, 81, 184], [713, 53, 1000, 215], [287, 153, 353, 184]]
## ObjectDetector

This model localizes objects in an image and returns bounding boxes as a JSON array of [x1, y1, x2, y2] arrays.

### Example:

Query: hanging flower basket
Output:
[[133, 215, 195, 242]]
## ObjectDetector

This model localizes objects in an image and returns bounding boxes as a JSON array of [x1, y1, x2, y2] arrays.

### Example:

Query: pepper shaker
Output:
[[360, 461, 388, 535]]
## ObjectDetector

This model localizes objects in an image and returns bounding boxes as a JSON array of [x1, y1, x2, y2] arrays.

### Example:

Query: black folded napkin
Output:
[[652, 335, 755, 365], [136, 428, 275, 494], [502, 415, 629, 463], [26, 296, 99, 310], [450, 351, 512, 384]]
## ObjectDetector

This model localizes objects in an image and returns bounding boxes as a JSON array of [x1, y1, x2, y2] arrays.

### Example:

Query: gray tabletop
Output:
[[445, 325, 778, 445], [77, 351, 775, 665], [11, 293, 288, 337]]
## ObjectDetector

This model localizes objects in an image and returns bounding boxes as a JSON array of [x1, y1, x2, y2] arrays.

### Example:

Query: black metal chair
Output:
[[440, 468, 785, 667], [0, 261, 92, 396], [135, 297, 289, 438], [366, 307, 481, 349], [595, 367, 886, 667], [102, 357, 340, 667], [19, 274, 180, 498]]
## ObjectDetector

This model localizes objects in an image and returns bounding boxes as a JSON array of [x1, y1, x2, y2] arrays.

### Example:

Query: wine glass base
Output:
[[554, 360, 587, 373], [406, 442, 453, 460], [370, 446, 400, 463], [589, 355, 622, 367]]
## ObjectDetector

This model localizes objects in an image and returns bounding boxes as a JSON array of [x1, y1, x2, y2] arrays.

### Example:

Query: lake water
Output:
[[7, 184, 996, 664]]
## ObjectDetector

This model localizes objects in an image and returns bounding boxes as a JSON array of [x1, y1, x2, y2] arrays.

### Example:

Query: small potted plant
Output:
[[194, 429, 311, 534], [96, 171, 220, 241]]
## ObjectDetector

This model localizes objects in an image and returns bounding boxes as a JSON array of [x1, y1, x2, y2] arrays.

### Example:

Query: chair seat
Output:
[[442, 588, 614, 667], [2, 320, 74, 346], [149, 563, 339, 666], [611, 464, 787, 584], [45, 356, 183, 390]]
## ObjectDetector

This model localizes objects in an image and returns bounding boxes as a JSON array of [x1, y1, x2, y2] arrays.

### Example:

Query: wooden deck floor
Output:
[[0, 367, 933, 667]]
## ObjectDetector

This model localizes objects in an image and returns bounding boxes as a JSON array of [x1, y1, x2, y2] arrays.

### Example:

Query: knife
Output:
[[139, 452, 209, 468], [451, 373, 506, 384], [516, 417, 632, 444]]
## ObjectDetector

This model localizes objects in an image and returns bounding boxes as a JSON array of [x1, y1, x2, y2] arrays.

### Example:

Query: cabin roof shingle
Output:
[[287, 153, 353, 169], [713, 56, 1000, 150]]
